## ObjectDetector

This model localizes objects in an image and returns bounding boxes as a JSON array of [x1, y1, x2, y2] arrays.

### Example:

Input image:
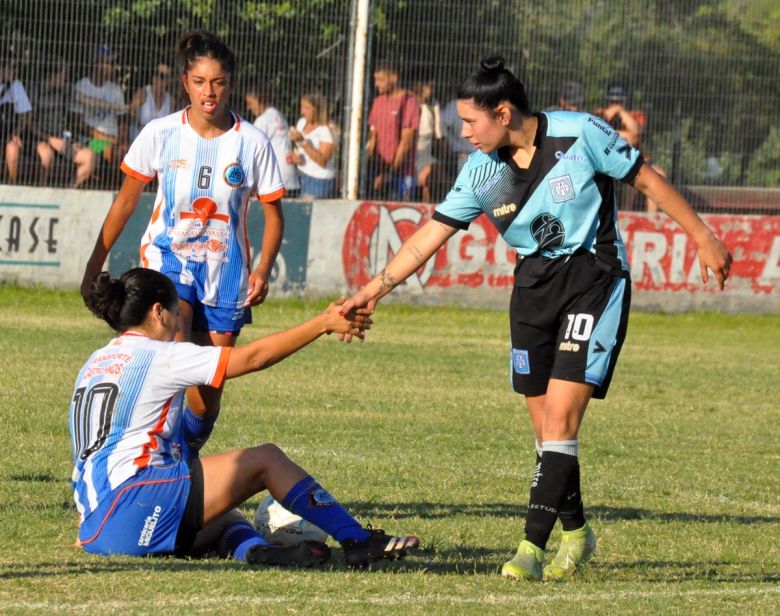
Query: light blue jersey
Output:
[[433, 111, 642, 271]]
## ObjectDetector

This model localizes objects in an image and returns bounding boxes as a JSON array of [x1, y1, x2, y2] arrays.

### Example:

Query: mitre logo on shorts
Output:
[[549, 174, 575, 203], [223, 162, 245, 187], [342, 202, 436, 292], [512, 348, 530, 374]]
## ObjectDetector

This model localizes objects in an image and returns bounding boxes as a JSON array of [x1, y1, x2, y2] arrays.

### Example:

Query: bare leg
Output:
[[73, 147, 95, 187], [540, 379, 592, 441], [199, 444, 307, 525], [418, 164, 432, 203], [37, 142, 54, 186], [6, 139, 21, 183]]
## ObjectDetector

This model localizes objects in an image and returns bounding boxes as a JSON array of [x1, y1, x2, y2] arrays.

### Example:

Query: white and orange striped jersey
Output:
[[121, 109, 284, 309], [69, 332, 230, 520]]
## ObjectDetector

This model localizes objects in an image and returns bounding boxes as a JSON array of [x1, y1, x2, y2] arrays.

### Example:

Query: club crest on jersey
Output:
[[549, 174, 575, 203], [531, 213, 566, 250], [512, 348, 530, 374], [223, 162, 244, 187]]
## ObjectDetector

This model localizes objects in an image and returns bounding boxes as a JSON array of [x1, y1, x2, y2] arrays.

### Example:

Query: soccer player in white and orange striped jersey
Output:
[[72, 268, 419, 566], [81, 31, 284, 454]]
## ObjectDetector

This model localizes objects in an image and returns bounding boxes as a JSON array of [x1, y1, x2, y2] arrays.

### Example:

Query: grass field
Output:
[[0, 285, 778, 615]]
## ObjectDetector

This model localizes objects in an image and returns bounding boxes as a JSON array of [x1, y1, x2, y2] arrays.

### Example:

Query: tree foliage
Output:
[[2, 0, 778, 186]]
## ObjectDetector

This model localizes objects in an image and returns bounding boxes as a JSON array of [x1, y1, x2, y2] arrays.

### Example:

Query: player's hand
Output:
[[325, 297, 372, 341], [245, 269, 270, 307], [337, 292, 377, 343], [696, 232, 733, 290]]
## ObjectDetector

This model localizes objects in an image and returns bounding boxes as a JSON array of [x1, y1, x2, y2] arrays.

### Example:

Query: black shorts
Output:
[[509, 250, 631, 399], [173, 457, 205, 556]]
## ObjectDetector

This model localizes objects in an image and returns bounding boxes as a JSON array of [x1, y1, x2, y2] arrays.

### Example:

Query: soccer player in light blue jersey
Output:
[[341, 55, 732, 581]]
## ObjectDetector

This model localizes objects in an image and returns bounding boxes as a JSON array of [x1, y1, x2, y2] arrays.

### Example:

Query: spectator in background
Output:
[[245, 83, 299, 197], [595, 80, 665, 212], [440, 97, 476, 174], [128, 61, 173, 141], [31, 62, 95, 187], [546, 80, 584, 112], [365, 60, 420, 201], [411, 80, 442, 203], [289, 92, 336, 199], [593, 80, 643, 148], [71, 45, 128, 178], [0, 58, 32, 183]]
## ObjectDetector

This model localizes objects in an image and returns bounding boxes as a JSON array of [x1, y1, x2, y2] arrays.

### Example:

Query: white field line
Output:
[[1, 585, 778, 612]]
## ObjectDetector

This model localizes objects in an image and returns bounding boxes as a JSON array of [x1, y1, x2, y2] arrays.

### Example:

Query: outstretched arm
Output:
[[630, 164, 732, 289], [225, 299, 371, 378], [80, 175, 148, 300], [340, 219, 458, 315]]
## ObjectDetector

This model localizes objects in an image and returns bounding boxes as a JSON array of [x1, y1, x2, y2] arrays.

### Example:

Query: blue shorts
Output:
[[78, 459, 203, 557], [299, 172, 336, 199], [173, 281, 252, 335]]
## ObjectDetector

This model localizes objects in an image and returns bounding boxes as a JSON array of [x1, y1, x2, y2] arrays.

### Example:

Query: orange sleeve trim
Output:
[[121, 161, 154, 183], [258, 187, 285, 203], [210, 347, 232, 389]]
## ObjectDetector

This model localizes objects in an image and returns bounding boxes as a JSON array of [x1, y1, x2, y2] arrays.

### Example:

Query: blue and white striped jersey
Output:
[[121, 109, 285, 309], [69, 332, 230, 521]]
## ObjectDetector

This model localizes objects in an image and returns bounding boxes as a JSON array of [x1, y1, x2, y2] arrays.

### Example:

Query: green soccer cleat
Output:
[[542, 522, 596, 581], [501, 539, 544, 581]]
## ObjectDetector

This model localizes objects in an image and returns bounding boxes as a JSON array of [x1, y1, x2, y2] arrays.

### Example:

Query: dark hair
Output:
[[373, 59, 397, 76], [85, 268, 178, 332], [177, 29, 236, 77], [456, 55, 531, 116], [244, 82, 269, 105]]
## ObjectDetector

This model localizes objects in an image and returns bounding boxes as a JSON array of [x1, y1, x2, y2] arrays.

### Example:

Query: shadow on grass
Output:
[[0, 558, 248, 580], [596, 560, 780, 584], [342, 501, 780, 526], [8, 473, 62, 482], [4, 552, 778, 583]]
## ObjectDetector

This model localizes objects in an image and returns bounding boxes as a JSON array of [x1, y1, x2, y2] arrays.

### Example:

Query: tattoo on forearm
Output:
[[408, 244, 423, 263], [378, 268, 398, 293]]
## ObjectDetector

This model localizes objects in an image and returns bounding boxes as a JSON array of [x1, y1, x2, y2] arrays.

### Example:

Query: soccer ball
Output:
[[253, 495, 328, 546]]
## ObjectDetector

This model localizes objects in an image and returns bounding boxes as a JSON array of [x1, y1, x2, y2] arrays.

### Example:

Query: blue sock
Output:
[[281, 476, 370, 543], [180, 406, 216, 458], [218, 520, 270, 561]]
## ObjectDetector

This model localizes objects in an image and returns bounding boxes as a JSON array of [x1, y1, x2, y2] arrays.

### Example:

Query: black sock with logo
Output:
[[524, 451, 579, 550], [557, 458, 586, 531]]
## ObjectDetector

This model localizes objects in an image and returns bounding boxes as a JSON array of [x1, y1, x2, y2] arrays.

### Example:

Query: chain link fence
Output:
[[2, 0, 778, 213]]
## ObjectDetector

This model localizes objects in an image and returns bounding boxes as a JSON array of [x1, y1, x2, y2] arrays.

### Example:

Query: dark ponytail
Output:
[[85, 268, 178, 332], [177, 29, 236, 77], [456, 55, 531, 116]]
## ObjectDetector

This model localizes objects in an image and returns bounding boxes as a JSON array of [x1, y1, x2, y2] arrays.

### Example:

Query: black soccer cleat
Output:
[[341, 529, 420, 568], [245, 540, 331, 568]]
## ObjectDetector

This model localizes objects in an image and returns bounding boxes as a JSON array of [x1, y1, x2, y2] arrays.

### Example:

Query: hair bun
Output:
[[480, 55, 505, 75], [109, 278, 126, 304]]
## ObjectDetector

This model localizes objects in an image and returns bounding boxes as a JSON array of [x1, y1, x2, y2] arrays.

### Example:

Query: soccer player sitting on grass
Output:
[[70, 267, 419, 567]]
